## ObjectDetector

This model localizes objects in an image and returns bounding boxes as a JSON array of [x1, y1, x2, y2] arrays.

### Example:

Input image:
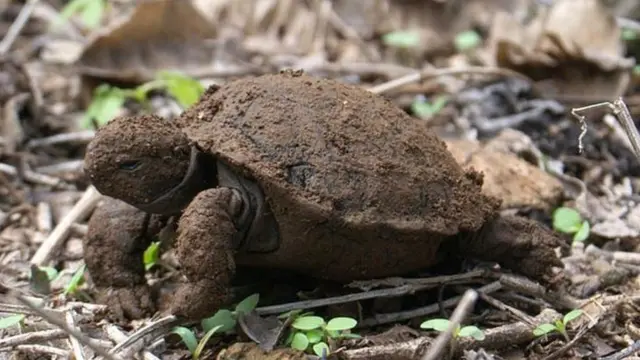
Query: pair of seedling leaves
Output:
[[170, 294, 359, 359]]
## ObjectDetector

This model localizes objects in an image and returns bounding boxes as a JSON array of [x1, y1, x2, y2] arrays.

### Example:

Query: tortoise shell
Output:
[[176, 70, 500, 236]]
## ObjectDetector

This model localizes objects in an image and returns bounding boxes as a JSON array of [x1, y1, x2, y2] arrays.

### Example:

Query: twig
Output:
[[256, 283, 435, 316], [31, 185, 102, 266], [0, 344, 70, 357], [585, 244, 640, 265], [342, 309, 561, 360], [571, 97, 640, 161], [0, 163, 68, 188], [0, 329, 67, 348], [0, 0, 40, 54], [359, 282, 502, 327], [421, 289, 478, 360], [106, 324, 161, 360], [66, 311, 85, 360], [7, 289, 120, 360], [108, 315, 178, 356], [367, 66, 533, 95], [599, 340, 640, 360], [26, 130, 95, 149]]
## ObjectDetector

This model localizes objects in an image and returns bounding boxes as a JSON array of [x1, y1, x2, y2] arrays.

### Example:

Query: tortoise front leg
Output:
[[84, 197, 169, 320], [167, 187, 243, 321]]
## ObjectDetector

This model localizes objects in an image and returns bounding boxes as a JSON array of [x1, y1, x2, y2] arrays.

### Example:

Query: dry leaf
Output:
[[484, 0, 634, 99], [76, 0, 219, 84]]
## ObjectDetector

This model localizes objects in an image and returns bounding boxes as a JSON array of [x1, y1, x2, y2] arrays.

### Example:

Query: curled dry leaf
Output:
[[76, 0, 218, 84], [484, 0, 634, 99]]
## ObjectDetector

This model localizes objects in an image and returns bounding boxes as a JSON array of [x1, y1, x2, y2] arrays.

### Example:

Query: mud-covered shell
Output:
[[176, 71, 500, 236]]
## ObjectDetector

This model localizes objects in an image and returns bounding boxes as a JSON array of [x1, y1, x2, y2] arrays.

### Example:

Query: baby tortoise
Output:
[[83, 70, 564, 321]]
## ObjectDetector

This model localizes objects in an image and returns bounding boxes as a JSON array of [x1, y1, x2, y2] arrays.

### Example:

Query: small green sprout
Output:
[[411, 95, 449, 119], [454, 30, 482, 52], [172, 294, 259, 359], [171, 324, 224, 360], [283, 313, 360, 357], [57, 0, 106, 29], [552, 207, 590, 244], [533, 309, 583, 342], [143, 241, 161, 271], [382, 30, 421, 48], [420, 318, 485, 341], [420, 318, 484, 358], [0, 314, 25, 330], [63, 264, 86, 297]]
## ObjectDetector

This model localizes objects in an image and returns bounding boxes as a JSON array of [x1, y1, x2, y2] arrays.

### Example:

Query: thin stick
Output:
[[421, 289, 478, 360], [0, 0, 40, 54], [367, 66, 533, 95], [31, 186, 102, 266], [6, 290, 120, 360], [571, 97, 640, 161]]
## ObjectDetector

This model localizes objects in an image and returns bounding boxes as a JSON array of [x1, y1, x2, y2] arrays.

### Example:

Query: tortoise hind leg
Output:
[[459, 215, 566, 282]]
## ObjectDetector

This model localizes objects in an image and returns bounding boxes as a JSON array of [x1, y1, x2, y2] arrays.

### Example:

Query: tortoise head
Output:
[[84, 114, 194, 214]]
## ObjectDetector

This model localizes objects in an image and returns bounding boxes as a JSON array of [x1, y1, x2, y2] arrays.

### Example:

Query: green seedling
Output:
[[56, 0, 106, 29], [283, 313, 360, 357], [454, 30, 482, 52], [382, 30, 421, 48], [552, 207, 590, 245], [63, 264, 87, 298], [171, 324, 224, 360], [172, 294, 260, 358], [143, 241, 161, 271], [533, 309, 583, 342], [420, 318, 484, 359], [81, 71, 205, 129], [0, 314, 25, 330], [420, 318, 485, 340], [411, 95, 449, 119]]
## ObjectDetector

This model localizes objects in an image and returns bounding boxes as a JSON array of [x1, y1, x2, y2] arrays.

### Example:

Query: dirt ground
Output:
[[2, 0, 640, 359]]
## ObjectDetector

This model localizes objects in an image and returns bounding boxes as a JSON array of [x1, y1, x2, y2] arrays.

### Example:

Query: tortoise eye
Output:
[[119, 160, 141, 171]]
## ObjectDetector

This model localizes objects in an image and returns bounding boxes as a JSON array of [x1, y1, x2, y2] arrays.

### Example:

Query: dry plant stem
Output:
[[600, 340, 640, 360], [498, 273, 581, 310], [26, 130, 96, 149], [586, 244, 640, 265], [360, 282, 502, 327], [256, 283, 436, 316], [8, 290, 120, 360], [542, 323, 595, 360], [108, 315, 178, 357], [367, 67, 534, 95], [571, 97, 640, 161], [66, 311, 85, 360], [477, 291, 534, 325], [106, 325, 161, 360], [31, 185, 102, 266], [0, 163, 66, 187], [0, 329, 67, 348], [347, 269, 486, 290], [342, 309, 561, 360], [421, 289, 479, 360], [0, 344, 70, 357], [0, 0, 39, 54]]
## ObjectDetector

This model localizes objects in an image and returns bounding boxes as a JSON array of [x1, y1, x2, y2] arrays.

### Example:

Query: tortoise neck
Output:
[[132, 146, 209, 215]]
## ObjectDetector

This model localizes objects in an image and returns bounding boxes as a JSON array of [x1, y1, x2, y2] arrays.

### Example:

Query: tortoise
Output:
[[83, 70, 564, 321]]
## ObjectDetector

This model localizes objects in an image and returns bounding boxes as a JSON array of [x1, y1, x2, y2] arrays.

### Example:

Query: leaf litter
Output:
[[2, 0, 640, 359]]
